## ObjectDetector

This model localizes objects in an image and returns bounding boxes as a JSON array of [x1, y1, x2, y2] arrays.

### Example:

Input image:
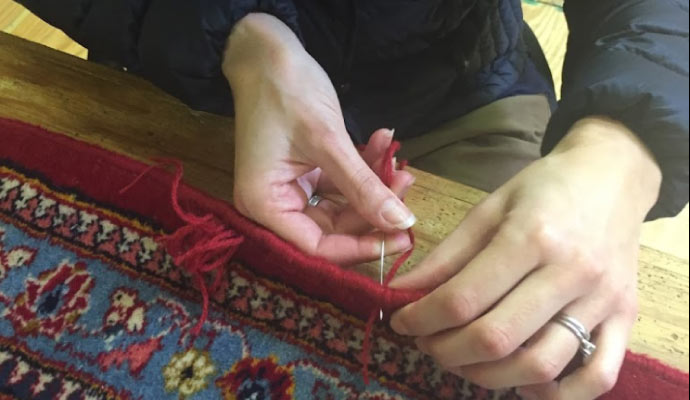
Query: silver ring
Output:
[[554, 313, 597, 358], [307, 195, 323, 208]]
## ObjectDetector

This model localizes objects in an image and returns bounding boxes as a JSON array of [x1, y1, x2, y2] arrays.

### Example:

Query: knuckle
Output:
[[603, 280, 633, 310], [495, 221, 526, 245], [423, 341, 449, 367], [315, 126, 341, 148], [473, 323, 513, 359], [526, 354, 562, 383], [625, 296, 640, 318], [574, 250, 606, 283], [296, 107, 329, 133], [466, 198, 498, 220], [424, 255, 456, 286], [592, 368, 619, 394], [350, 166, 379, 197], [441, 291, 476, 325], [306, 120, 346, 153], [529, 218, 563, 256], [607, 285, 626, 306], [616, 288, 639, 318]]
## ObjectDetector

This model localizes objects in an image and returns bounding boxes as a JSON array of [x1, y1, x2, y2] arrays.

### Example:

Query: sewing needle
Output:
[[380, 235, 385, 320]]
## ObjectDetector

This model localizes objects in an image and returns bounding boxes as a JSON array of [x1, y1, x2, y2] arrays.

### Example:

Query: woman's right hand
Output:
[[223, 13, 416, 265]]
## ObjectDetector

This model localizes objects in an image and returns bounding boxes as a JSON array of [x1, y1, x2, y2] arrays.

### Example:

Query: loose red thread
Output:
[[119, 158, 244, 336], [120, 146, 413, 378], [360, 140, 416, 384]]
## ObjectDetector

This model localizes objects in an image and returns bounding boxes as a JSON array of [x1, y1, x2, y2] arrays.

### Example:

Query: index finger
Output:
[[389, 197, 504, 290], [269, 210, 412, 265], [390, 223, 540, 336]]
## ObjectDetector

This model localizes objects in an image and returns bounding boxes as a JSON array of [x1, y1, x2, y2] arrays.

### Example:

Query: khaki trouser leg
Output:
[[399, 95, 552, 192]]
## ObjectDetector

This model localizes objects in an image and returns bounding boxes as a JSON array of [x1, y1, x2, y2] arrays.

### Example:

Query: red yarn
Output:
[[379, 141, 401, 185], [120, 158, 244, 336], [359, 311, 378, 382], [119, 148, 412, 349], [361, 140, 416, 384], [119, 146, 412, 377]]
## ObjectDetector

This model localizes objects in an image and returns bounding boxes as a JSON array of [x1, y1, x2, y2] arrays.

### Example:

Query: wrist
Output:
[[552, 117, 662, 215], [222, 13, 305, 91]]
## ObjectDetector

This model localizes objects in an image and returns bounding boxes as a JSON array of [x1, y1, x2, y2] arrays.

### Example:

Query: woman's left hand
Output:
[[389, 117, 662, 400]]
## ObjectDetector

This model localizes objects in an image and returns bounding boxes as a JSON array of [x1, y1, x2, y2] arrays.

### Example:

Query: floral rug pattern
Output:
[[0, 165, 512, 399]]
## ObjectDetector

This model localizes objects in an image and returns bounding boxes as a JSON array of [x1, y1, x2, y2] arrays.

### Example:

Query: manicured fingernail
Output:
[[390, 128, 396, 137], [381, 198, 416, 229], [383, 233, 410, 255]]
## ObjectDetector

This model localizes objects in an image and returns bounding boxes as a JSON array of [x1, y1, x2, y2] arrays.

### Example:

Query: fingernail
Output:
[[414, 337, 427, 353], [390, 128, 396, 137], [383, 233, 410, 255], [381, 198, 416, 229], [390, 316, 408, 335], [398, 176, 415, 199], [516, 388, 537, 400]]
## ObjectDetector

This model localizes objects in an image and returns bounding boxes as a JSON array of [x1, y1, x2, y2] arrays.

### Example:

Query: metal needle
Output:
[[379, 236, 385, 320]]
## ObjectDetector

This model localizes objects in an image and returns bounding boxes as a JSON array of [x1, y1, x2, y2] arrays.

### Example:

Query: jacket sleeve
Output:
[[543, 0, 689, 220], [16, 0, 301, 115]]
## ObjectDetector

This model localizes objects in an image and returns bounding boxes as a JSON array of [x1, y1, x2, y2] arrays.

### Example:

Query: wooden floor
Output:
[[1, 0, 688, 262]]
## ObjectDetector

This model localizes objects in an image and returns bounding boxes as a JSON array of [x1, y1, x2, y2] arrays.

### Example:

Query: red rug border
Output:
[[1, 116, 688, 399], [0, 117, 424, 321]]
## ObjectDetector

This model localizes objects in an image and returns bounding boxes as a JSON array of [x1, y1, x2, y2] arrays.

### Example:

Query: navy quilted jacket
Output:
[[17, 0, 689, 219]]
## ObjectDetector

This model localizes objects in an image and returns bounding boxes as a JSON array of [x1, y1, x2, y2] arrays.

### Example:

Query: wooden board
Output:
[[0, 0, 86, 58], [522, 1, 567, 98]]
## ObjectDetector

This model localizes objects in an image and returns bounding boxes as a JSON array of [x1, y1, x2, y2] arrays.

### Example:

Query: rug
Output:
[[0, 117, 688, 399]]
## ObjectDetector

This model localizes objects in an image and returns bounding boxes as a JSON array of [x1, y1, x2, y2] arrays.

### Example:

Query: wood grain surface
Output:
[[5, 0, 687, 262], [1, 32, 687, 372]]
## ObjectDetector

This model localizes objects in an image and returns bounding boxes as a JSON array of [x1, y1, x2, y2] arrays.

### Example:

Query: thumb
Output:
[[314, 130, 416, 232]]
